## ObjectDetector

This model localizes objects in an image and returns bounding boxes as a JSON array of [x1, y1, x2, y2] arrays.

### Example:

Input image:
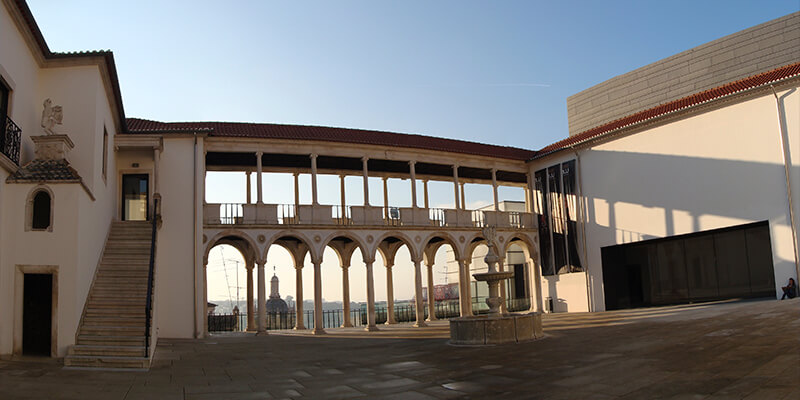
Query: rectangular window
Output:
[[102, 127, 108, 181], [534, 159, 583, 276], [0, 77, 9, 122]]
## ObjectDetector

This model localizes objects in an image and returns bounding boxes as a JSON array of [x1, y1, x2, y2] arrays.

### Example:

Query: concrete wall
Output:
[[567, 12, 800, 136], [539, 85, 800, 311], [156, 137, 202, 338]]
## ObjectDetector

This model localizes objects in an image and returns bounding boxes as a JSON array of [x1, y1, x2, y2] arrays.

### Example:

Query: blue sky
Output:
[[26, 1, 799, 304]]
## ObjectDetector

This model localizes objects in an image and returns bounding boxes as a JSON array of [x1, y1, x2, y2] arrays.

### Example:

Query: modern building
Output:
[[0, 0, 797, 370]]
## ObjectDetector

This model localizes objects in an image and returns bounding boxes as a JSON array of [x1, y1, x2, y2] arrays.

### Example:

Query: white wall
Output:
[[155, 137, 201, 338], [535, 86, 800, 311]]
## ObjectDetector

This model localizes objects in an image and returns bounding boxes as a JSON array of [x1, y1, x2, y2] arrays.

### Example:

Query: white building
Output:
[[0, 1, 797, 369]]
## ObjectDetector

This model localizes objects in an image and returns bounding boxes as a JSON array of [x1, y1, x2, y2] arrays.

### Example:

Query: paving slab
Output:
[[0, 298, 798, 399]]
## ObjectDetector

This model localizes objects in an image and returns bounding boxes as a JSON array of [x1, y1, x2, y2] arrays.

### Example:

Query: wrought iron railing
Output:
[[509, 211, 522, 228], [2, 116, 21, 165], [278, 204, 298, 224], [471, 210, 486, 227], [144, 198, 158, 357], [219, 203, 244, 224], [332, 205, 352, 225], [429, 208, 446, 227]]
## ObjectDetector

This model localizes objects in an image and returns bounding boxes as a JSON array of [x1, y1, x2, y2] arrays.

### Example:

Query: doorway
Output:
[[23, 274, 53, 356], [122, 174, 149, 221]]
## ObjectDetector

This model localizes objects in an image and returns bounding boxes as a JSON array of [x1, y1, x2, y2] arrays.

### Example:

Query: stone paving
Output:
[[0, 298, 798, 399]]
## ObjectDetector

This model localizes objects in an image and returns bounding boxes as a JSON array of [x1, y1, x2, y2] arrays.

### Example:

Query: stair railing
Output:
[[144, 198, 158, 356]]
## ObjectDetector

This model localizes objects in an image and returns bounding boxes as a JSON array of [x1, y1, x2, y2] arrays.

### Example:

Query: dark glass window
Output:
[[561, 160, 583, 272], [534, 169, 553, 275], [0, 78, 9, 122], [32, 191, 51, 230]]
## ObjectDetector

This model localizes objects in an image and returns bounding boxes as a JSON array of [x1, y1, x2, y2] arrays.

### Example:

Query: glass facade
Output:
[[534, 160, 584, 276]]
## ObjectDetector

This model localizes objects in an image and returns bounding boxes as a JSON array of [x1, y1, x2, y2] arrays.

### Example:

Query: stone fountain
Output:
[[449, 226, 544, 345]]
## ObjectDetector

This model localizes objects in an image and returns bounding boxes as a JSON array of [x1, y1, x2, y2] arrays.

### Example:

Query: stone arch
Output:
[[321, 231, 368, 266], [372, 231, 419, 262], [503, 234, 538, 261], [421, 232, 461, 263], [262, 230, 317, 266], [464, 233, 489, 262], [26, 184, 54, 232], [203, 229, 259, 265]]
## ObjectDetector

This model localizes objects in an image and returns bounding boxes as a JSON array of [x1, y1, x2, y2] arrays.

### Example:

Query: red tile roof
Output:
[[126, 118, 538, 161], [534, 62, 800, 159]]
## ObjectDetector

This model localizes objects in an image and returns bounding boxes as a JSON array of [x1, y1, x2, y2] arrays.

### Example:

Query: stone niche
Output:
[[31, 134, 74, 162], [449, 312, 544, 345]]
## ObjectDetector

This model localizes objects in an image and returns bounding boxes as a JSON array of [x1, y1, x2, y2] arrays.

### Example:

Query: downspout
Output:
[[192, 132, 198, 338], [570, 145, 592, 312], [770, 85, 800, 286]]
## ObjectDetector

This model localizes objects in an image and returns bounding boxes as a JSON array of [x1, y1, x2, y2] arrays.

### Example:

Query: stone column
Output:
[[382, 177, 389, 219], [362, 157, 370, 206], [458, 259, 474, 316], [409, 160, 418, 208], [294, 173, 300, 208], [246, 263, 255, 331], [256, 152, 263, 204], [529, 257, 543, 313], [312, 259, 325, 334], [340, 175, 346, 210], [464, 259, 473, 315], [526, 173, 534, 213], [460, 182, 466, 211], [426, 262, 436, 321], [153, 148, 160, 195], [256, 260, 268, 335], [365, 259, 379, 331], [499, 256, 508, 313], [294, 265, 306, 329], [385, 263, 396, 324], [341, 265, 353, 327], [246, 171, 252, 204], [423, 180, 429, 209], [310, 154, 318, 205], [452, 165, 460, 209], [492, 168, 499, 211], [413, 259, 427, 327]]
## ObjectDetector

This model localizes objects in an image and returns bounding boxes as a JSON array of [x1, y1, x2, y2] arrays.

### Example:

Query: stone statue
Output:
[[482, 225, 498, 252], [40, 98, 63, 135]]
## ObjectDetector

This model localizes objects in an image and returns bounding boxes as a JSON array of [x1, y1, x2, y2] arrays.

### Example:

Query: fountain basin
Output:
[[449, 312, 543, 345], [472, 271, 514, 282]]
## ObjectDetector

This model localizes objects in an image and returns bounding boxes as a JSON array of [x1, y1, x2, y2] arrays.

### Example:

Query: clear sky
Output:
[[26, 1, 799, 305]]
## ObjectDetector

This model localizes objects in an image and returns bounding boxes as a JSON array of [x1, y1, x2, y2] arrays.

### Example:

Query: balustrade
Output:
[[1, 116, 21, 165]]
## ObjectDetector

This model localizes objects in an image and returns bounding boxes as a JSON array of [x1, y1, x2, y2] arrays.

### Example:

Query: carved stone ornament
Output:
[[499, 236, 505, 243], [459, 235, 465, 243], [366, 235, 374, 243], [415, 235, 421, 243], [314, 235, 321, 242], [41, 98, 63, 135], [257, 234, 266, 243]]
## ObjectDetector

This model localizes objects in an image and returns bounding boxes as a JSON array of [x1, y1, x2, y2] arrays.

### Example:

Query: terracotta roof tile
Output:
[[7, 159, 82, 183], [126, 119, 538, 161], [534, 62, 800, 159]]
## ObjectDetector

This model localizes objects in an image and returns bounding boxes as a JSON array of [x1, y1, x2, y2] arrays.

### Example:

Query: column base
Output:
[[413, 321, 428, 328], [312, 328, 326, 335], [384, 320, 397, 325], [364, 325, 380, 332], [256, 330, 269, 336], [341, 323, 354, 328], [425, 317, 436, 322], [294, 325, 306, 330]]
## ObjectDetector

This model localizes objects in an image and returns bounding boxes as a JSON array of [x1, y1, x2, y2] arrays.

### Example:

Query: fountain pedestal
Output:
[[449, 226, 544, 345]]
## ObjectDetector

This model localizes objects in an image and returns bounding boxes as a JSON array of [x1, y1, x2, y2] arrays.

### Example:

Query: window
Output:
[[28, 187, 53, 231], [102, 127, 108, 181], [533, 160, 583, 276], [0, 77, 9, 123]]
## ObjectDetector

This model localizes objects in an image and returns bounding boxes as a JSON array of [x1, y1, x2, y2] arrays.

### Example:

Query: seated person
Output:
[[781, 278, 796, 300]]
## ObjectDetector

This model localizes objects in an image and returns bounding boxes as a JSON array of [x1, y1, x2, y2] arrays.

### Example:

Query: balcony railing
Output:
[[203, 203, 537, 229], [2, 116, 21, 165]]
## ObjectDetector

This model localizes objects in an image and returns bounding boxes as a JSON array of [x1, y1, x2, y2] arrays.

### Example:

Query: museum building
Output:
[[0, 0, 797, 369]]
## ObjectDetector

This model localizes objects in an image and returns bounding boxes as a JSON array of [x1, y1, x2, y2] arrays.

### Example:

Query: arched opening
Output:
[[29, 189, 52, 231], [264, 234, 314, 331], [324, 235, 366, 328], [422, 236, 461, 319], [264, 244, 296, 330], [375, 234, 420, 325], [206, 244, 248, 332]]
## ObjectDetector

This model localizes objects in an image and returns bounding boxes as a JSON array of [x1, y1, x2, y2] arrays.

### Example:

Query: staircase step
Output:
[[80, 325, 146, 336], [69, 345, 146, 357], [77, 335, 146, 346], [64, 355, 150, 369]]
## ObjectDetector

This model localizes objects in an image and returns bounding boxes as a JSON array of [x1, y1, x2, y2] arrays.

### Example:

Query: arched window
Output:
[[27, 187, 53, 232]]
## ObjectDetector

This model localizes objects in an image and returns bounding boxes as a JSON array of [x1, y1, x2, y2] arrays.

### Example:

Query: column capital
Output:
[[425, 261, 435, 268], [363, 258, 376, 265], [341, 264, 350, 269], [256, 151, 263, 157], [385, 262, 394, 269], [309, 153, 318, 159], [408, 160, 416, 166], [256, 260, 266, 268], [361, 156, 369, 162], [294, 264, 304, 270]]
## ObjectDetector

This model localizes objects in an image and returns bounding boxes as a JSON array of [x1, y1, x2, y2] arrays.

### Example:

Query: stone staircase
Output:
[[64, 221, 154, 370]]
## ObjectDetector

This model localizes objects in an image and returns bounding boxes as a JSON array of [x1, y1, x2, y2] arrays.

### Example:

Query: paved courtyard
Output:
[[1, 298, 798, 400]]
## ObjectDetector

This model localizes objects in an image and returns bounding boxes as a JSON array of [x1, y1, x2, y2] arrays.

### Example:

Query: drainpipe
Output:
[[192, 132, 198, 338], [570, 145, 592, 312], [770, 85, 800, 286]]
